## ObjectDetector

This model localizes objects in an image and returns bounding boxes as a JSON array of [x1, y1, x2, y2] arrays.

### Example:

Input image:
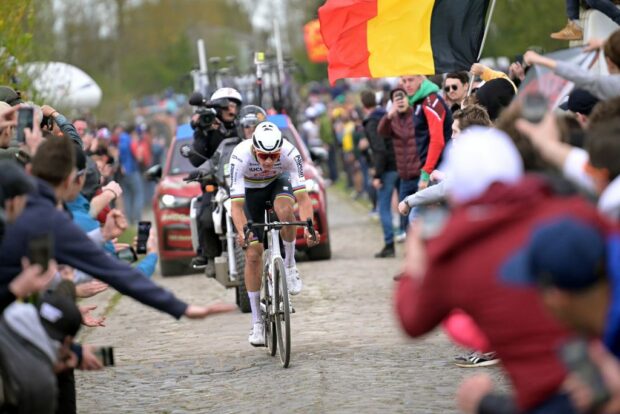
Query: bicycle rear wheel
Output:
[[273, 257, 291, 368], [261, 250, 276, 356]]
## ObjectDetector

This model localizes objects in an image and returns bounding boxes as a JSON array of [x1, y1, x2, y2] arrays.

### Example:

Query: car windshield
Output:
[[167, 140, 195, 176]]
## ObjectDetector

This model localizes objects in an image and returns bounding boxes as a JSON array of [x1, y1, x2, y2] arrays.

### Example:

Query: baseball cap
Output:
[[0, 86, 23, 106], [441, 127, 524, 204], [501, 217, 606, 290], [559, 89, 600, 115], [37, 288, 82, 342], [0, 160, 35, 201]]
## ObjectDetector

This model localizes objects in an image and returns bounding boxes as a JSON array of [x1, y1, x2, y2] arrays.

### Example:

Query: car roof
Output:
[[267, 114, 289, 130], [176, 123, 193, 140]]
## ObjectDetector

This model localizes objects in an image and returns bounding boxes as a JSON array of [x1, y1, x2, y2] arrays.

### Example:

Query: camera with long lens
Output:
[[189, 92, 230, 132], [193, 106, 218, 131]]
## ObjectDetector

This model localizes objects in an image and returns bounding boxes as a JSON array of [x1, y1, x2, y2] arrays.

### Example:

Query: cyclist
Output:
[[229, 121, 319, 346], [189, 87, 242, 274], [238, 105, 267, 140]]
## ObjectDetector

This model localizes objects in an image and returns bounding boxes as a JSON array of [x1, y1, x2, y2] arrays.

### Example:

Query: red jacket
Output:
[[377, 108, 421, 180], [395, 176, 605, 410]]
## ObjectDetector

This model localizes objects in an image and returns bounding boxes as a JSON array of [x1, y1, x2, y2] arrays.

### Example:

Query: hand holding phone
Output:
[[560, 339, 610, 410], [16, 106, 34, 144], [136, 221, 151, 254], [28, 233, 53, 272], [93, 346, 115, 367], [521, 92, 548, 124]]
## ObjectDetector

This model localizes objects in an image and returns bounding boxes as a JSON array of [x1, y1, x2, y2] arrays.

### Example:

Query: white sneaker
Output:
[[395, 232, 407, 243], [285, 266, 303, 295], [248, 322, 265, 347]]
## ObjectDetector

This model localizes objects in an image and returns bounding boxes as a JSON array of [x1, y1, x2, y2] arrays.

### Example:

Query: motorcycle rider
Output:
[[189, 87, 243, 274], [238, 105, 267, 140]]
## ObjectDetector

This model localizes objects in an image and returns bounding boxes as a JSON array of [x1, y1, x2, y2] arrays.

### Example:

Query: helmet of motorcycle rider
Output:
[[252, 122, 283, 153], [239, 105, 267, 129], [209, 87, 243, 108]]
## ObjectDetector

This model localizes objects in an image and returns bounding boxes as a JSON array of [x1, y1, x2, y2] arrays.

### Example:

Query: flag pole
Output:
[[468, 0, 498, 96]]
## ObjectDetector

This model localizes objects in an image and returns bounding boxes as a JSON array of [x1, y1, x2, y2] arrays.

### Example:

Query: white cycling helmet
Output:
[[252, 121, 283, 153], [210, 87, 243, 106]]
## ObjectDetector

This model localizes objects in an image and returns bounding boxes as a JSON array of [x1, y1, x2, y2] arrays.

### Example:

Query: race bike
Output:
[[180, 139, 250, 313]]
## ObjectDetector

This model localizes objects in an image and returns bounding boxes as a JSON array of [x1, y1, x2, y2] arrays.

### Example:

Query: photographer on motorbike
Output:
[[189, 88, 243, 273]]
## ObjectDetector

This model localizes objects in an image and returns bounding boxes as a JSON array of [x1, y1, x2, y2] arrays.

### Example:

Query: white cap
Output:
[[441, 126, 523, 204]]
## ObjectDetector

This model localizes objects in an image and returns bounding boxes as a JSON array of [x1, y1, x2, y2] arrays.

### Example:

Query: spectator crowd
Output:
[[295, 10, 620, 414], [3, 2, 620, 413], [0, 87, 234, 413]]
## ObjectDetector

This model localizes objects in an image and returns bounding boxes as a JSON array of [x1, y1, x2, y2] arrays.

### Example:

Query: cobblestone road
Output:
[[76, 188, 505, 413]]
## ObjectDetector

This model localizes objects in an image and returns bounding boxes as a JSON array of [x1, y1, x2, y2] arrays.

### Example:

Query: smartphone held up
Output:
[[16, 106, 34, 144], [136, 221, 151, 254]]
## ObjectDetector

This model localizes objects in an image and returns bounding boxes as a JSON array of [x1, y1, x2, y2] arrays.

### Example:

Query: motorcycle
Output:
[[179, 139, 250, 313]]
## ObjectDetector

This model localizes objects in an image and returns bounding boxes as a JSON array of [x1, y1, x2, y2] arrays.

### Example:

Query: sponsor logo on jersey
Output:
[[294, 155, 304, 177]]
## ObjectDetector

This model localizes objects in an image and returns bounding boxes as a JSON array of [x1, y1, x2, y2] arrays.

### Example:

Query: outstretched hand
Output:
[[80, 305, 106, 327], [184, 303, 237, 319]]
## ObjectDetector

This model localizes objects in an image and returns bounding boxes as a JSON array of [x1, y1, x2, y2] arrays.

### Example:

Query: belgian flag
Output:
[[319, 0, 490, 84]]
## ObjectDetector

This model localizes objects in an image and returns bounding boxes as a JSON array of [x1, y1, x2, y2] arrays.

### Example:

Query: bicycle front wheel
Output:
[[273, 257, 291, 368], [262, 249, 277, 357]]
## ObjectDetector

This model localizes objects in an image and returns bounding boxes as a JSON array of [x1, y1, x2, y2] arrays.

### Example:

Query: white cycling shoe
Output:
[[248, 322, 265, 347], [285, 266, 303, 295]]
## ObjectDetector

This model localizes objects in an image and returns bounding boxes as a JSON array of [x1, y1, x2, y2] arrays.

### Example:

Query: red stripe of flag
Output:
[[318, 0, 377, 84]]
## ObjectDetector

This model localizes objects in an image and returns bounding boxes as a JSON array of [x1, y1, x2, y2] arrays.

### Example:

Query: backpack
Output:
[[0, 319, 57, 414]]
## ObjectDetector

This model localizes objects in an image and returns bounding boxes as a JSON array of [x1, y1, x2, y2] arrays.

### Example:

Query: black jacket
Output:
[[363, 107, 396, 178], [189, 123, 238, 167], [0, 179, 188, 318]]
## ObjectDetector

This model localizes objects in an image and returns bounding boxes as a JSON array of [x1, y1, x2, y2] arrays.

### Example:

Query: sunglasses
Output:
[[256, 151, 281, 161], [444, 84, 460, 92]]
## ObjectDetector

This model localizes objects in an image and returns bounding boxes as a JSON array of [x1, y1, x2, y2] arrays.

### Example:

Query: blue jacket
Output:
[[66, 194, 158, 277], [67, 194, 115, 254], [119, 132, 138, 174], [0, 179, 187, 317], [605, 234, 620, 357]]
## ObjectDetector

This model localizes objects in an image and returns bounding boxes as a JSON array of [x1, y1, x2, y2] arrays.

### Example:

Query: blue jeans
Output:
[[566, 0, 580, 20], [377, 171, 399, 245], [399, 178, 419, 230], [526, 393, 578, 414], [587, 0, 620, 24], [121, 171, 144, 224]]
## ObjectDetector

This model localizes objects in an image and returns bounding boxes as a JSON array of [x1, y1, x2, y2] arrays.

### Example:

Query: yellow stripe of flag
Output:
[[367, 0, 436, 77]]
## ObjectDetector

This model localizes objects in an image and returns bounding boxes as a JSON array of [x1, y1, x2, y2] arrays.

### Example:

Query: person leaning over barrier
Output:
[[0, 135, 235, 318], [0, 160, 57, 309]]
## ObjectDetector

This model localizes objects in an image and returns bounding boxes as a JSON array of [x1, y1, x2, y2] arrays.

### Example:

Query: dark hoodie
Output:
[[395, 176, 597, 410], [0, 178, 188, 318], [363, 106, 396, 179], [475, 78, 516, 121]]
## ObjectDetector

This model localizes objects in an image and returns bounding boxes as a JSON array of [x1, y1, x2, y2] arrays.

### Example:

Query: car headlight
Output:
[[159, 194, 191, 209], [305, 179, 320, 193]]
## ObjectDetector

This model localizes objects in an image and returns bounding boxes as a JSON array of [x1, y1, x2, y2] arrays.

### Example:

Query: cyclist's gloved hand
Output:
[[238, 231, 253, 249], [305, 228, 320, 247]]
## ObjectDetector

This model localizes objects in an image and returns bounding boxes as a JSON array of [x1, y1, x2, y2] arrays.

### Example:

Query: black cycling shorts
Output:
[[244, 175, 296, 243]]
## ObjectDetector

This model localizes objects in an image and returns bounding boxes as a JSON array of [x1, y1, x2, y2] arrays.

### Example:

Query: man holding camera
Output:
[[189, 87, 243, 273]]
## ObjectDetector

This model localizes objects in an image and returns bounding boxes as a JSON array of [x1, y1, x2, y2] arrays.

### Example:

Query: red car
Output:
[[266, 114, 331, 260], [153, 116, 331, 276], [153, 124, 199, 276]]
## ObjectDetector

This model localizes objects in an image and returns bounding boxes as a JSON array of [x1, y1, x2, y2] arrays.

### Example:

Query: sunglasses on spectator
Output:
[[256, 151, 281, 161], [444, 85, 460, 92]]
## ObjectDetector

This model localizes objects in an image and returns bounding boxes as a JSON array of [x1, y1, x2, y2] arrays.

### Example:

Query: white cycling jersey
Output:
[[229, 139, 306, 201]]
